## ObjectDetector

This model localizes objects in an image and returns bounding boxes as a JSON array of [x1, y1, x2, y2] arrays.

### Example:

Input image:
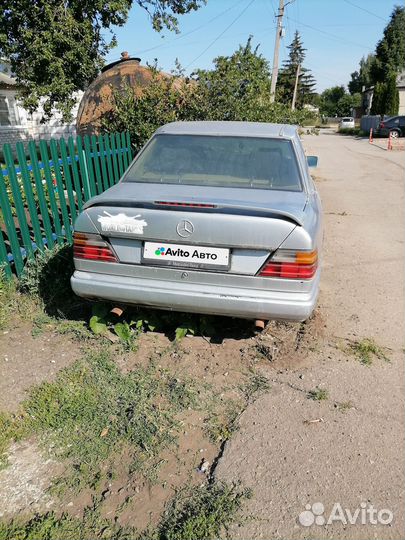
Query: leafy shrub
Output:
[[101, 41, 312, 154], [18, 244, 86, 318]]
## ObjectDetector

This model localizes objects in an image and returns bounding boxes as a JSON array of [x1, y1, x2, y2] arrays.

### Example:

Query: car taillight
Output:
[[259, 249, 318, 279], [73, 232, 117, 262]]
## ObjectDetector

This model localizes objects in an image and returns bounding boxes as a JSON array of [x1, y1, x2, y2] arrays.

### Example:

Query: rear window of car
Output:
[[342, 118, 353, 122], [124, 134, 303, 192]]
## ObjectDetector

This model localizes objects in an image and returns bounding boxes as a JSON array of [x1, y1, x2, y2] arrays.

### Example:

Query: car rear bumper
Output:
[[71, 269, 320, 321]]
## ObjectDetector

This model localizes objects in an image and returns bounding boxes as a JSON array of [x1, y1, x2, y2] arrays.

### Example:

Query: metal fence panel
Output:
[[0, 131, 131, 277]]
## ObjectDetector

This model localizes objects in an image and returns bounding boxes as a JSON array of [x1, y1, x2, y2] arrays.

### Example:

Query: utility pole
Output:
[[269, 0, 284, 103], [291, 63, 300, 110], [269, 0, 294, 103]]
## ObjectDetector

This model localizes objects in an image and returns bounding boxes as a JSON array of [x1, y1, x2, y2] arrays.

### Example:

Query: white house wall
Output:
[[0, 90, 83, 147], [399, 89, 405, 114]]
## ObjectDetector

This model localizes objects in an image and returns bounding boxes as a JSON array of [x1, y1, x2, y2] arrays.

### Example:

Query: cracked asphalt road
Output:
[[216, 132, 405, 540]]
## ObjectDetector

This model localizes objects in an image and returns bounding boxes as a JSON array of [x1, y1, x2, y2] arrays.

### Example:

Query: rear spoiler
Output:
[[84, 199, 304, 227]]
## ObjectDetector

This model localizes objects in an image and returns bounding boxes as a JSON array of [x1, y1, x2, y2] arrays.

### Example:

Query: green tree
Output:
[[348, 54, 376, 94], [370, 82, 385, 115], [276, 31, 317, 108], [371, 74, 399, 116], [0, 0, 205, 120], [102, 41, 312, 153], [336, 93, 361, 117], [319, 85, 346, 116], [384, 73, 400, 116], [194, 38, 273, 121], [370, 6, 405, 83]]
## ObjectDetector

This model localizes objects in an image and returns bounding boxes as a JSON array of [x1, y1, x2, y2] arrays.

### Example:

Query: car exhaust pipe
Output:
[[254, 319, 267, 331]]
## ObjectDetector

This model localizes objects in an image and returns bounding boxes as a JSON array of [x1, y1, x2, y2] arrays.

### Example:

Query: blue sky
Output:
[[105, 0, 401, 93]]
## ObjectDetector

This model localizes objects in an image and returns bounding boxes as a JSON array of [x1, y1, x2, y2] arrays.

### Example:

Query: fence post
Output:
[[76, 136, 91, 202], [3, 143, 34, 260], [0, 169, 24, 275], [0, 229, 12, 278]]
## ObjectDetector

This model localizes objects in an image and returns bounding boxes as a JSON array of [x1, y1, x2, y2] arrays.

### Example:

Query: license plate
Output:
[[143, 242, 230, 269]]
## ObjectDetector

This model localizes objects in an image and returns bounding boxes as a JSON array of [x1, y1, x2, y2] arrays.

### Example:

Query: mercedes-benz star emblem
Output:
[[176, 219, 194, 238]]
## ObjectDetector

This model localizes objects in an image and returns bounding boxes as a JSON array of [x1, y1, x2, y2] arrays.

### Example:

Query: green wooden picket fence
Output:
[[0, 131, 132, 277]]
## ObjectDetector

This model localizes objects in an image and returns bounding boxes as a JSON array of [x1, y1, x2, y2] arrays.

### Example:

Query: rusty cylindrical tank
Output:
[[76, 53, 161, 136]]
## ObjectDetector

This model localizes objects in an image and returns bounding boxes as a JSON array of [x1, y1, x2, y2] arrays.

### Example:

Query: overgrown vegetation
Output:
[[18, 244, 84, 319], [9, 350, 198, 492], [0, 246, 262, 538], [102, 39, 314, 153], [0, 0, 206, 121]]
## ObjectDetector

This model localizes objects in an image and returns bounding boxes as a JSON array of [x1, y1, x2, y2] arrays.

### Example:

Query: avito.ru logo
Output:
[[155, 247, 166, 256], [298, 502, 393, 527]]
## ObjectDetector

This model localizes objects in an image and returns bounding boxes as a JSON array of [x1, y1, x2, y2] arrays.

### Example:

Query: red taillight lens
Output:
[[154, 201, 216, 208], [259, 250, 318, 279], [73, 233, 117, 262]]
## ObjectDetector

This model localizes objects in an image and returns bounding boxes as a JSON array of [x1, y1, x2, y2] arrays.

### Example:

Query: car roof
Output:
[[155, 121, 298, 139]]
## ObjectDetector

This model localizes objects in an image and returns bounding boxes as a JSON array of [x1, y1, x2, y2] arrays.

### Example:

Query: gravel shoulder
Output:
[[215, 133, 405, 539]]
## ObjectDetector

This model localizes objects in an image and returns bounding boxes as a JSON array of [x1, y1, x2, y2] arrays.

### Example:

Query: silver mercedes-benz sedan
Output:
[[71, 121, 322, 321]]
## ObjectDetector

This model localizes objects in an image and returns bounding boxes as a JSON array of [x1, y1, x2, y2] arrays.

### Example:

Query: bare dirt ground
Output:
[[216, 132, 405, 539], [0, 132, 403, 539], [0, 323, 79, 413]]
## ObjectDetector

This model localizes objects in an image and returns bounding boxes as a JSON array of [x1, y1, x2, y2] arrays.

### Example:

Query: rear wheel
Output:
[[390, 129, 400, 138]]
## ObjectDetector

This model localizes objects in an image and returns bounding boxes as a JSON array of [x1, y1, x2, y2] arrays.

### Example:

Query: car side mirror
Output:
[[307, 155, 318, 168]]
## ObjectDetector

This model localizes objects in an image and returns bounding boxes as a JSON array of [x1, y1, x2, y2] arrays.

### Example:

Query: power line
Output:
[[184, 0, 257, 70], [341, 0, 388, 22], [108, 0, 248, 61], [286, 15, 374, 51]]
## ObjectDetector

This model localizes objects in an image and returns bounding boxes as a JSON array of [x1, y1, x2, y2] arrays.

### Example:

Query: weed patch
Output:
[[348, 338, 390, 366], [204, 401, 243, 444], [0, 499, 136, 540], [0, 412, 28, 470], [4, 351, 199, 492], [18, 244, 88, 319], [148, 482, 251, 540], [307, 387, 329, 401], [0, 482, 249, 540], [240, 372, 270, 402]]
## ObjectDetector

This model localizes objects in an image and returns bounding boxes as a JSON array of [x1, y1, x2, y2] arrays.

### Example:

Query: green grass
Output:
[[307, 387, 329, 401], [0, 412, 28, 470], [147, 482, 251, 540], [204, 400, 243, 444], [204, 372, 270, 444], [2, 350, 199, 492], [0, 500, 136, 540], [0, 482, 249, 540], [240, 372, 270, 402], [348, 338, 390, 366], [0, 270, 15, 329]]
